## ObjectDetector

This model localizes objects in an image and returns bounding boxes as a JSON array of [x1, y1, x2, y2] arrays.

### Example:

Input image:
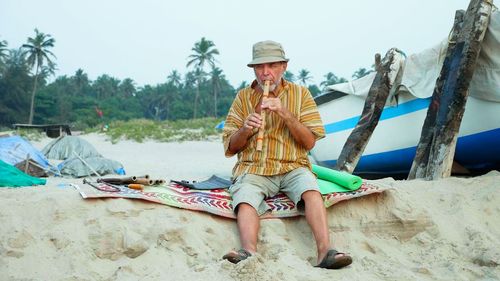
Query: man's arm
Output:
[[280, 109, 317, 150], [227, 112, 262, 154]]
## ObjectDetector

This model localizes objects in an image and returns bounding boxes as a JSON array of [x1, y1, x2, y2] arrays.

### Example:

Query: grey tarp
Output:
[[58, 156, 125, 178], [42, 136, 102, 160]]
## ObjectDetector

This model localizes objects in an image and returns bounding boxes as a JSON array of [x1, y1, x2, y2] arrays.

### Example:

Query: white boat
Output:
[[311, 89, 500, 176], [310, 10, 500, 176]]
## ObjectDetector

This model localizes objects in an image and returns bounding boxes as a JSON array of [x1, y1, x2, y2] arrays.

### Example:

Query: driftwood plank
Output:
[[408, 10, 465, 179], [408, 0, 493, 180], [335, 48, 401, 173]]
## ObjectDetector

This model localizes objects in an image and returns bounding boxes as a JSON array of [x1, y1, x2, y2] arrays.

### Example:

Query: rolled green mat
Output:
[[317, 179, 351, 195], [312, 164, 362, 191]]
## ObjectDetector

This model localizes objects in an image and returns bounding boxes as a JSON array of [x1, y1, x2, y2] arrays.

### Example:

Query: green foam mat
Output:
[[312, 164, 362, 194]]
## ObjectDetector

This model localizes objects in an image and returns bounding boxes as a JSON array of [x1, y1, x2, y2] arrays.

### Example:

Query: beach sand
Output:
[[0, 133, 499, 280]]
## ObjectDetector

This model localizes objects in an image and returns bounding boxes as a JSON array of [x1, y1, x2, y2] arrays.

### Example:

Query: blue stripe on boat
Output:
[[318, 128, 500, 174], [324, 98, 431, 134]]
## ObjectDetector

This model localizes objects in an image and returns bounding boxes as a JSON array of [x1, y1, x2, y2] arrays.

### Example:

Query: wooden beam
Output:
[[335, 48, 401, 173], [408, 10, 465, 179], [408, 0, 493, 180]]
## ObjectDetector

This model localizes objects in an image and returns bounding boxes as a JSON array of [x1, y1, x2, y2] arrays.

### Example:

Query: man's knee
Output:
[[235, 202, 257, 214], [301, 189, 322, 201]]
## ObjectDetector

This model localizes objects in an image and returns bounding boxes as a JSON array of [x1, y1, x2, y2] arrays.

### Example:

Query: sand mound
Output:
[[0, 134, 498, 280]]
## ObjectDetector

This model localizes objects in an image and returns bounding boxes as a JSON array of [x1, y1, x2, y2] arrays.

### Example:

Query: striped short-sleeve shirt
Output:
[[223, 79, 325, 178]]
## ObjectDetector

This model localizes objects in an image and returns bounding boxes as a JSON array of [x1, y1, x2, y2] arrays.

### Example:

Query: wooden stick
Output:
[[256, 80, 270, 151], [72, 151, 101, 177]]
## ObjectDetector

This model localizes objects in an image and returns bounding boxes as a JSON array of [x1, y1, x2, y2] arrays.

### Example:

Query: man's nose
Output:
[[262, 65, 272, 75]]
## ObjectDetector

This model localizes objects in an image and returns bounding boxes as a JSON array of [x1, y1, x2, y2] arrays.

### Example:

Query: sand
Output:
[[0, 133, 499, 281]]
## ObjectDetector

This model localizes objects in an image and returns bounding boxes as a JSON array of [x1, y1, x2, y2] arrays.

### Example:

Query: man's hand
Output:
[[243, 112, 262, 132], [228, 113, 262, 154], [261, 97, 317, 150], [261, 97, 284, 117]]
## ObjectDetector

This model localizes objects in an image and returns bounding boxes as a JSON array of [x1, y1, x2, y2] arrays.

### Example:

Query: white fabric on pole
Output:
[[326, 10, 500, 103]]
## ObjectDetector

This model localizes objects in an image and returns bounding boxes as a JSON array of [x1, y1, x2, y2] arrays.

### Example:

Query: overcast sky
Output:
[[1, 0, 471, 88]]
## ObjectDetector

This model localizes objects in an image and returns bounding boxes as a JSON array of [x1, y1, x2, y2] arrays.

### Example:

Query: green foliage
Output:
[[283, 71, 295, 82], [296, 69, 312, 86], [1, 34, 366, 132], [352, 67, 373, 79], [308, 84, 321, 97], [15, 128, 44, 141], [0, 49, 32, 125], [102, 118, 223, 144], [320, 72, 348, 89], [21, 28, 56, 124], [186, 37, 220, 119]]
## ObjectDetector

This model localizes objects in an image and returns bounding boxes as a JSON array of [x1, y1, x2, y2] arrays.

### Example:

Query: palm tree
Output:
[[297, 69, 312, 86], [352, 67, 372, 79], [165, 70, 182, 120], [320, 72, 347, 89], [167, 70, 182, 87], [152, 84, 168, 120], [193, 68, 207, 116], [186, 37, 219, 119], [0, 38, 8, 71], [6, 48, 28, 69], [38, 63, 56, 84], [184, 71, 197, 90], [0, 49, 31, 125], [72, 68, 90, 96], [119, 78, 136, 98], [93, 74, 120, 99], [210, 67, 224, 118], [22, 28, 56, 124]]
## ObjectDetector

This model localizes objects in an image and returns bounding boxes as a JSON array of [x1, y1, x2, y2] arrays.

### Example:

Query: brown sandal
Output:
[[222, 249, 252, 264], [315, 249, 352, 269]]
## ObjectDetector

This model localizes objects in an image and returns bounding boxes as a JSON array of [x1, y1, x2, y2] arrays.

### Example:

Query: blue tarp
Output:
[[0, 135, 50, 168], [215, 121, 225, 130]]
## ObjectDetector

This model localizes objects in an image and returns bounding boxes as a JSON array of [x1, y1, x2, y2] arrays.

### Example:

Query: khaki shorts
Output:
[[229, 167, 319, 216]]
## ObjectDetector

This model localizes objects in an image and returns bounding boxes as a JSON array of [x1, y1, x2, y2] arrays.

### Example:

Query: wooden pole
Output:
[[72, 151, 101, 177], [408, 10, 465, 179], [408, 0, 492, 180], [335, 48, 401, 173], [256, 80, 270, 151]]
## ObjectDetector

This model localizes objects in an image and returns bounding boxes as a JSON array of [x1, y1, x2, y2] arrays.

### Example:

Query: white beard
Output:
[[258, 80, 278, 92]]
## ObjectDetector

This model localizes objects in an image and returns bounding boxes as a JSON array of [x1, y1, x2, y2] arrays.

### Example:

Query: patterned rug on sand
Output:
[[76, 181, 389, 219]]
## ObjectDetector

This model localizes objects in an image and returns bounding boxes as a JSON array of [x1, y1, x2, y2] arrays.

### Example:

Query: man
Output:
[[221, 40, 352, 269]]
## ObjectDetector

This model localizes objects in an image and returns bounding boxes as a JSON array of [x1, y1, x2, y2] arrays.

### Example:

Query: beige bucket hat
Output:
[[247, 40, 289, 67]]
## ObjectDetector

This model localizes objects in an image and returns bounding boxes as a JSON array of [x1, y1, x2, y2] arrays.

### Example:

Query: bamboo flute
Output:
[[256, 80, 270, 151]]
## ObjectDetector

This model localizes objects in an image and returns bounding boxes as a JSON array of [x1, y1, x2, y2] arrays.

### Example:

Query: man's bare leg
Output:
[[302, 190, 349, 264], [236, 203, 260, 253]]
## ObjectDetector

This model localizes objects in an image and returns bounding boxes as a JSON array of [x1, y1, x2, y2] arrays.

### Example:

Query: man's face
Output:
[[253, 62, 287, 91]]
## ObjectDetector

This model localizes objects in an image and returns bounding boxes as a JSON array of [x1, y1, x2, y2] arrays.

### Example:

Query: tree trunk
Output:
[[335, 48, 400, 173], [166, 97, 170, 121], [193, 79, 200, 119], [28, 64, 40, 125], [408, 0, 492, 180], [214, 85, 218, 118]]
